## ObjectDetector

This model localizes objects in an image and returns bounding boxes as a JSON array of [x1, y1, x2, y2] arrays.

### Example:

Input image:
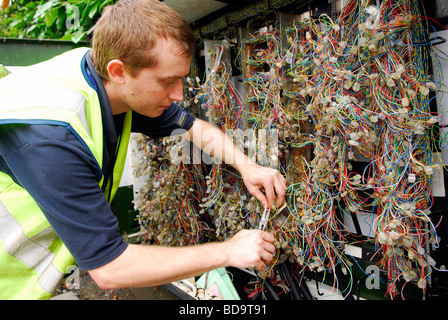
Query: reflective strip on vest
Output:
[[0, 201, 63, 295], [0, 87, 91, 139]]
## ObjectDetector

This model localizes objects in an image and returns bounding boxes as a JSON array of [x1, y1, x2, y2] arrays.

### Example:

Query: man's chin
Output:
[[140, 109, 165, 118]]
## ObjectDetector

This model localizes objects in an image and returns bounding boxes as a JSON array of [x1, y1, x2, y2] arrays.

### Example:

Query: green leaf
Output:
[[25, 2, 36, 9], [71, 27, 86, 43], [9, 18, 25, 29], [56, 6, 66, 30], [44, 8, 58, 28], [35, 0, 59, 19], [60, 33, 73, 41], [25, 23, 40, 34], [88, 3, 98, 19], [80, 0, 92, 21], [0, 65, 8, 79]]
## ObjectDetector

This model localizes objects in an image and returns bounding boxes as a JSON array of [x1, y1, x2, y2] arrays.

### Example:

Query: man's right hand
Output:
[[221, 229, 276, 272]]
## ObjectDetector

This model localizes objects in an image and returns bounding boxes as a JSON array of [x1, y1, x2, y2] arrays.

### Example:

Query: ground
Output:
[[54, 269, 137, 300]]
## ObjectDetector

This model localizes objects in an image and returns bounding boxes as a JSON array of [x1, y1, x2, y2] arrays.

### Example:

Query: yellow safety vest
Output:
[[0, 48, 132, 299]]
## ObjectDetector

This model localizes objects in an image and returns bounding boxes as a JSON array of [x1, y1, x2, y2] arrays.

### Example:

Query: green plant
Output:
[[0, 64, 8, 78], [0, 0, 116, 42]]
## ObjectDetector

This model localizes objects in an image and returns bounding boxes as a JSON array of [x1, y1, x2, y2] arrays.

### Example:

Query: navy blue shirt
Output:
[[0, 51, 195, 270]]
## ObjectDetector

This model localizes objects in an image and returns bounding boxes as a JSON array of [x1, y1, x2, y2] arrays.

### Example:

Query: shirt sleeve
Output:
[[0, 124, 128, 271], [131, 103, 195, 138]]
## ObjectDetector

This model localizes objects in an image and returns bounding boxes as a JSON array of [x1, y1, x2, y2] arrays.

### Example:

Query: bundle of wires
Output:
[[133, 134, 215, 247], [133, 0, 448, 300], [280, 0, 445, 298]]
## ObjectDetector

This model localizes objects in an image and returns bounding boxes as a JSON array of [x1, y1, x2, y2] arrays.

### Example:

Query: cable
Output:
[[133, 0, 448, 300]]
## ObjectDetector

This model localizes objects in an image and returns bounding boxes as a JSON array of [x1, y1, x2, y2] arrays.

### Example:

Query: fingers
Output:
[[261, 170, 287, 209], [260, 243, 275, 264], [254, 231, 275, 270], [249, 187, 269, 209], [225, 228, 277, 273], [255, 247, 274, 273], [272, 171, 287, 207], [240, 163, 287, 209], [229, 230, 276, 270], [256, 262, 267, 273]]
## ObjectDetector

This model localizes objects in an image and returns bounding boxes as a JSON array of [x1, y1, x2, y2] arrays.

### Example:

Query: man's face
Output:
[[122, 38, 191, 118]]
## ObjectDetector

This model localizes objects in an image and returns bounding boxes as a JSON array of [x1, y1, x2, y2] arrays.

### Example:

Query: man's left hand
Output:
[[238, 163, 286, 210]]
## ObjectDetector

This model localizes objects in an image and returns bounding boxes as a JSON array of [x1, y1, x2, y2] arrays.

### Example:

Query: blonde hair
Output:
[[91, 0, 196, 80]]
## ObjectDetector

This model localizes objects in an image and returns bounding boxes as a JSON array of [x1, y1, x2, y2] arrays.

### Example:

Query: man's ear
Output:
[[106, 59, 127, 84]]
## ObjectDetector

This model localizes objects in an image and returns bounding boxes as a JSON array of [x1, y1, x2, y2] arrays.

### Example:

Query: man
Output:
[[0, 0, 286, 299]]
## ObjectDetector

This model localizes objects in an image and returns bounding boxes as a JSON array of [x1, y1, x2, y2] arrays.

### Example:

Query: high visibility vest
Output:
[[0, 48, 132, 299]]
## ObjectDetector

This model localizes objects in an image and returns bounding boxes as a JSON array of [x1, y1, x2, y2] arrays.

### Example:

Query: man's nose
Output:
[[168, 80, 184, 102]]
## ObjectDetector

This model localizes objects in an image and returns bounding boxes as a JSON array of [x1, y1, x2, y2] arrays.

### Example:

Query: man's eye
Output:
[[163, 78, 178, 85]]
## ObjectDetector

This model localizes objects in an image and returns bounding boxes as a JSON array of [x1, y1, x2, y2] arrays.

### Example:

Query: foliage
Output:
[[0, 0, 116, 42]]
